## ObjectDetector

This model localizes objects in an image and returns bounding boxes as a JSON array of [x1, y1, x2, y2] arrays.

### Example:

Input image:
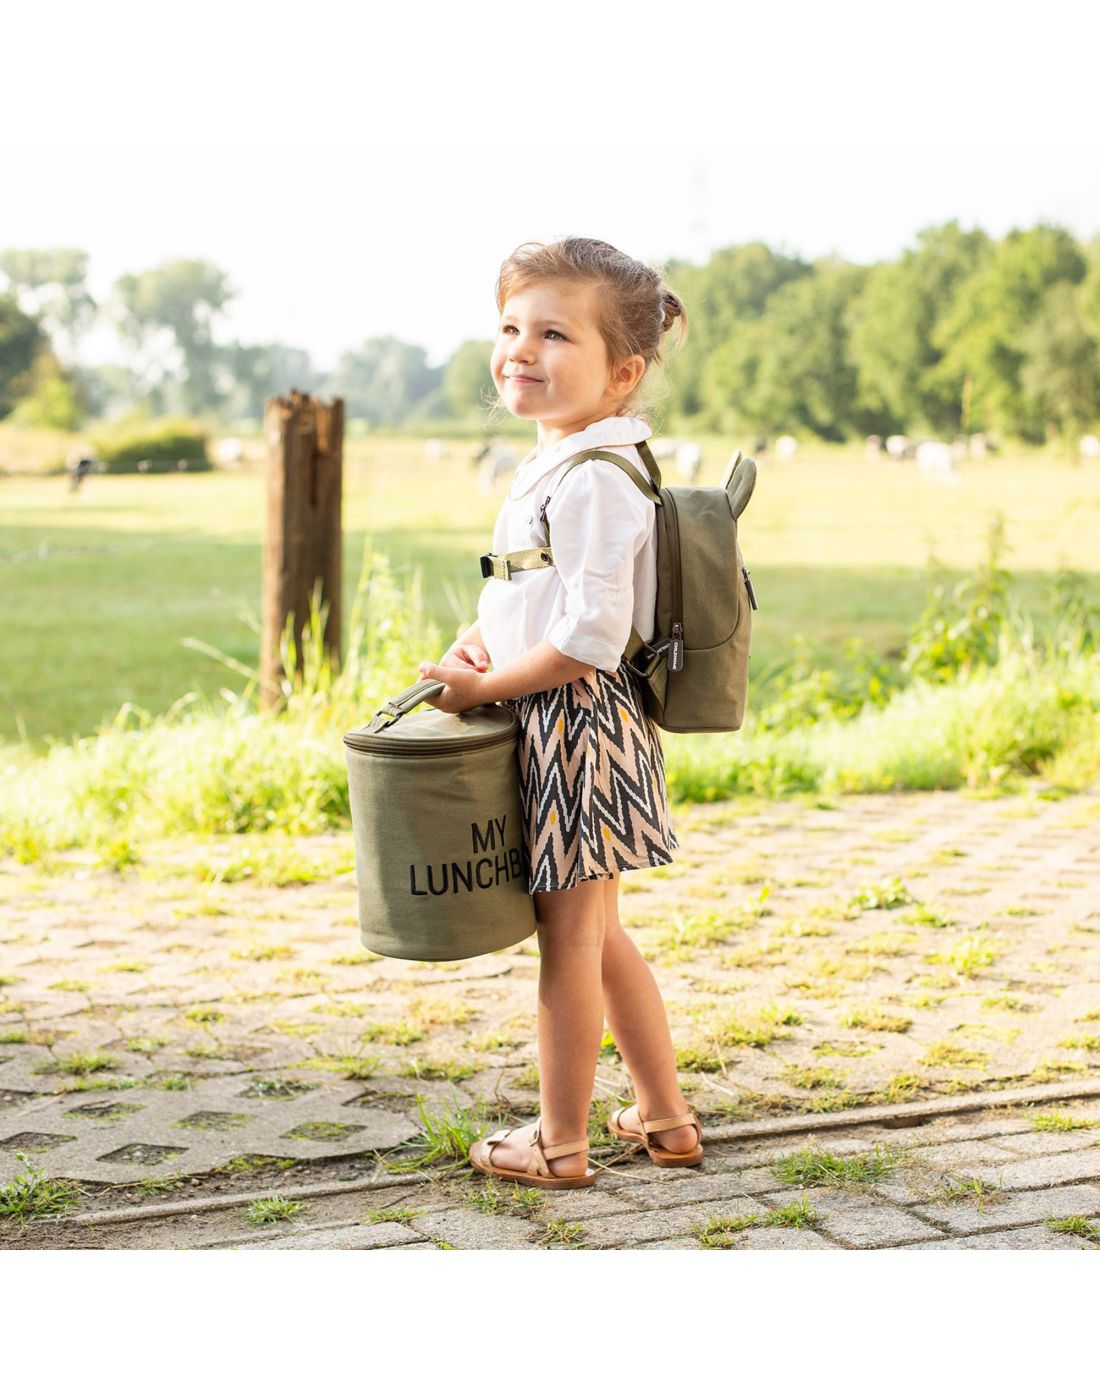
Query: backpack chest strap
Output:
[[480, 445, 661, 581]]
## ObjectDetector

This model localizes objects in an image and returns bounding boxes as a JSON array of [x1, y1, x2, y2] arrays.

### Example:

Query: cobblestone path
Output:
[[2, 783, 1097, 1249]]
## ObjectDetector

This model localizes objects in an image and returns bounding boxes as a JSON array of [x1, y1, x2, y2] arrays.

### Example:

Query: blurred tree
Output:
[[665, 243, 811, 421], [0, 248, 96, 362], [114, 259, 234, 414], [0, 294, 46, 418], [442, 338, 495, 418], [740, 259, 869, 440], [220, 341, 319, 421], [8, 350, 82, 429], [932, 224, 1087, 439], [327, 336, 441, 424], [1019, 282, 1100, 445], [848, 221, 992, 434]]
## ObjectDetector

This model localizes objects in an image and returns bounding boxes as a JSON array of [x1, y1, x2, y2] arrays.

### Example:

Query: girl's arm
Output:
[[418, 640, 594, 709]]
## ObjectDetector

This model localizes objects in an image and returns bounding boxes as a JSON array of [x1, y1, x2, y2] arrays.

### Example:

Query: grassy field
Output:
[[3, 432, 1099, 748]]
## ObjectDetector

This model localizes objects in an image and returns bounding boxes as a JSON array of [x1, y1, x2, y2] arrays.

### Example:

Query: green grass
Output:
[[1046, 1215, 1100, 1242], [2, 444, 1099, 868], [0, 442, 1085, 748], [694, 1193, 820, 1247], [535, 1218, 587, 1248], [0, 1153, 80, 1221], [772, 1145, 905, 1188], [245, 1194, 309, 1226], [383, 1093, 495, 1174], [933, 1176, 1004, 1211], [1030, 1112, 1098, 1133]]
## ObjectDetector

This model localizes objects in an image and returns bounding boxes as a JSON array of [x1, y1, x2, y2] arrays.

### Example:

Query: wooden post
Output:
[[260, 390, 344, 708]]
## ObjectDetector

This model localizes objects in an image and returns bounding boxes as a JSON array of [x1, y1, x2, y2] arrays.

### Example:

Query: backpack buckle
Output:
[[480, 553, 512, 581]]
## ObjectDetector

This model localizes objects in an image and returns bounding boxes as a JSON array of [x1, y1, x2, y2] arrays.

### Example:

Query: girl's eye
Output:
[[500, 325, 565, 340]]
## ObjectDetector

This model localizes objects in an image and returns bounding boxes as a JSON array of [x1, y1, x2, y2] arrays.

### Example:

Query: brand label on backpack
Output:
[[408, 813, 526, 896]]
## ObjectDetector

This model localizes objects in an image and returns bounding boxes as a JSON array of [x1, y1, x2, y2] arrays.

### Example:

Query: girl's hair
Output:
[[489, 236, 688, 423]]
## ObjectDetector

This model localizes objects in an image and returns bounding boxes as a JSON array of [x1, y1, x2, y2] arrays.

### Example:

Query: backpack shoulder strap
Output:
[[543, 445, 662, 519]]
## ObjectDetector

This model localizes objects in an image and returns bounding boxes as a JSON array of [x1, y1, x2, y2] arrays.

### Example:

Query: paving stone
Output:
[[407, 1208, 540, 1250], [912, 1140, 1021, 1171], [235, 1221, 416, 1250], [578, 1198, 764, 1249], [982, 1131, 1100, 1158], [903, 1223, 1098, 1250], [525, 1188, 636, 1221], [636, 1237, 703, 1249], [991, 1147, 1100, 1191], [760, 1189, 944, 1247], [912, 1183, 1100, 1233], [614, 1171, 770, 1210], [717, 1227, 840, 1250]]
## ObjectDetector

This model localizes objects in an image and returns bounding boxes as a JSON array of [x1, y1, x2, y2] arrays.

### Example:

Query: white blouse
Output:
[[477, 414, 658, 675]]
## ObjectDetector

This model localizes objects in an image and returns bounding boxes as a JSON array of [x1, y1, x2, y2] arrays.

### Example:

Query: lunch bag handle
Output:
[[364, 679, 446, 735]]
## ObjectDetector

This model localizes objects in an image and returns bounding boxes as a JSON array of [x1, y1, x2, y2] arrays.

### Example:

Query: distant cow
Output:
[[886, 434, 913, 460], [865, 435, 883, 459], [673, 441, 703, 483], [473, 441, 522, 493], [775, 434, 798, 460], [425, 438, 447, 461], [916, 440, 959, 481], [1080, 434, 1100, 459]]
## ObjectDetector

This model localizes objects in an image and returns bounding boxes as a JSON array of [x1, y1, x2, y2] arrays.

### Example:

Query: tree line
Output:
[[1, 221, 1098, 443]]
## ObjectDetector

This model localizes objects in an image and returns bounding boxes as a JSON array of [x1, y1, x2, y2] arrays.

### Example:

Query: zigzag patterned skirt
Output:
[[503, 665, 678, 894]]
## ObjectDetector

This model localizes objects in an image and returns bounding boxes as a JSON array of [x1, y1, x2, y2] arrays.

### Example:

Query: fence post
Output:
[[260, 389, 344, 709]]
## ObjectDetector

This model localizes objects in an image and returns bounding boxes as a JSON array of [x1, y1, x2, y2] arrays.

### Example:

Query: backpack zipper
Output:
[[663, 489, 685, 672]]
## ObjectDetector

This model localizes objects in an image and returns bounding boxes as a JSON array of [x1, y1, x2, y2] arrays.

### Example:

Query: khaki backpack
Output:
[[480, 438, 758, 733]]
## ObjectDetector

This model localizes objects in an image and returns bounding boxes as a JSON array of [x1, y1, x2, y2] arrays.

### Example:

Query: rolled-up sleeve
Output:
[[543, 459, 654, 671]]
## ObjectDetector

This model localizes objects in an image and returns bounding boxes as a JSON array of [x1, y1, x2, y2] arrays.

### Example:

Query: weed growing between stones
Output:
[[363, 1206, 422, 1224], [467, 1180, 543, 1220], [694, 1194, 820, 1247], [839, 1007, 912, 1034], [0, 1152, 80, 1221], [1046, 1215, 1099, 1242], [245, 1193, 309, 1226], [1030, 1112, 1098, 1133], [929, 936, 1000, 978], [383, 1094, 494, 1174], [404, 1057, 484, 1083], [536, 1218, 586, 1248], [932, 1176, 1005, 1212], [772, 1145, 906, 1189], [849, 878, 913, 911], [34, 1050, 117, 1076]]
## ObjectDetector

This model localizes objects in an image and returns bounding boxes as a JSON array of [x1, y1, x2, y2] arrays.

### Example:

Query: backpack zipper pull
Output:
[[669, 623, 684, 672], [742, 566, 758, 611]]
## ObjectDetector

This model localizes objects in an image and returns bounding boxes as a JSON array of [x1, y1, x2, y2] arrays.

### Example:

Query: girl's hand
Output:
[[417, 661, 490, 713], [439, 642, 490, 672]]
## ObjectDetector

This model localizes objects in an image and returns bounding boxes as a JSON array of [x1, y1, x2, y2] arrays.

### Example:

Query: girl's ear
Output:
[[610, 353, 646, 400]]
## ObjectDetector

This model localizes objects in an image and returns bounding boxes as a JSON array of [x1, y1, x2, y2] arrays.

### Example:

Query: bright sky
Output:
[[5, 2, 1099, 371]]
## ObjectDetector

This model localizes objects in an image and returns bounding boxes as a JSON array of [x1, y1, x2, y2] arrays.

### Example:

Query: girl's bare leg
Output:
[[598, 873, 698, 1153], [481, 878, 606, 1178]]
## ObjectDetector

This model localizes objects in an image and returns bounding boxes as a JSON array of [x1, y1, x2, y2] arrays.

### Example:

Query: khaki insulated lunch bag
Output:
[[343, 678, 536, 961]]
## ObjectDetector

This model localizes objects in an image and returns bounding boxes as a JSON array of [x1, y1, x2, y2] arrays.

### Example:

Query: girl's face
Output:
[[491, 281, 641, 441]]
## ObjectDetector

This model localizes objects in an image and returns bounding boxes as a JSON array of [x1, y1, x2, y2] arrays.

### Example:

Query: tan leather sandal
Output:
[[469, 1117, 596, 1189], [607, 1104, 704, 1167]]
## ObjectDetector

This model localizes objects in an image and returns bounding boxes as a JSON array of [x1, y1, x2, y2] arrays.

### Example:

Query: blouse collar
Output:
[[509, 414, 653, 494]]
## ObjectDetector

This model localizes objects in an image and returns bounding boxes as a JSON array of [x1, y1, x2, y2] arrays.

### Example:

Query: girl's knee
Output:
[[535, 881, 607, 948]]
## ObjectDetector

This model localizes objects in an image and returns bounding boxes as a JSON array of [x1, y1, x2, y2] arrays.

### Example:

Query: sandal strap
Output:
[[529, 1118, 588, 1172], [641, 1110, 701, 1139]]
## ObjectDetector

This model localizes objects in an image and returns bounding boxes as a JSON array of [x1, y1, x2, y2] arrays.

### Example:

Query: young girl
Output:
[[416, 237, 702, 1188]]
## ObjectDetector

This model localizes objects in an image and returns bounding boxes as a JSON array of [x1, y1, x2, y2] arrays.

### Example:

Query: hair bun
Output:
[[661, 289, 686, 334]]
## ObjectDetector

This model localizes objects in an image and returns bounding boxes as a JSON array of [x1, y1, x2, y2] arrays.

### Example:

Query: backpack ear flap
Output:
[[724, 453, 757, 520]]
